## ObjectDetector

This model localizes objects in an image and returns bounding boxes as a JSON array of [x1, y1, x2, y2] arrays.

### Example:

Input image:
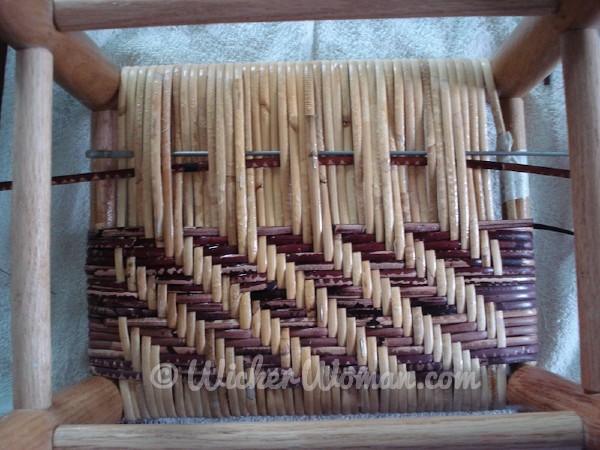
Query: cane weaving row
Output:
[[88, 59, 537, 419]]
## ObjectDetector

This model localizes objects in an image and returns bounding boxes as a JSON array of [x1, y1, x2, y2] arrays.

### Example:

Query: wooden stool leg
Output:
[[561, 28, 600, 395], [11, 47, 53, 410], [90, 110, 118, 229], [508, 366, 600, 448], [500, 97, 530, 220], [0, 377, 123, 450]]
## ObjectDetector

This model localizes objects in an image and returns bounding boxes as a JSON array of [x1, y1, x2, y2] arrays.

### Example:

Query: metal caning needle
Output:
[[86, 149, 570, 159], [174, 150, 570, 158]]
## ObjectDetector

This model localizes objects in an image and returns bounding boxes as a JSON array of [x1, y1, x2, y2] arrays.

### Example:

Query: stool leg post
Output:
[[508, 366, 600, 448], [561, 28, 600, 394], [500, 97, 530, 220], [90, 110, 118, 229], [10, 47, 53, 410]]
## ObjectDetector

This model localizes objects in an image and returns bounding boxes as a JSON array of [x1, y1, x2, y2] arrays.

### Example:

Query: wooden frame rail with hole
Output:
[[1, 0, 599, 448]]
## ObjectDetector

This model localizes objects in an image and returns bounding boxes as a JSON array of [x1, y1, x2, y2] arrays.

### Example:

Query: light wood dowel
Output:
[[0, 411, 55, 450], [90, 110, 118, 228], [11, 47, 53, 410], [499, 97, 530, 219], [561, 28, 600, 395], [49, 376, 124, 425], [0, 0, 119, 109], [492, 1, 600, 98], [508, 366, 600, 448], [0, 377, 122, 450], [54, 0, 555, 31], [48, 31, 119, 110], [53, 412, 582, 449]]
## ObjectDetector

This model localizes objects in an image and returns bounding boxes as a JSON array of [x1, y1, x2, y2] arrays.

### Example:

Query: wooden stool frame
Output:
[[0, 0, 599, 448]]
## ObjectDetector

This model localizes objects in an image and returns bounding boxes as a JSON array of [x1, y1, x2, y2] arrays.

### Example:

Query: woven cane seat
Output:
[[87, 59, 537, 419]]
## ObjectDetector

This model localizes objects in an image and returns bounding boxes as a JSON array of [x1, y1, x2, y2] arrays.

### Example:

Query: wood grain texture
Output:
[[0, 411, 54, 450], [90, 110, 118, 229], [492, 0, 600, 98], [500, 97, 530, 219], [51, 376, 123, 425], [11, 47, 53, 410], [53, 411, 582, 449], [0, 0, 119, 109], [53, 0, 556, 31], [508, 366, 600, 448], [561, 28, 600, 395], [0, 377, 122, 450]]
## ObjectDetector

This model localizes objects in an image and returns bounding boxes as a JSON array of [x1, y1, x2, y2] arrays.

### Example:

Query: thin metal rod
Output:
[[172, 151, 208, 157], [172, 150, 282, 157], [174, 150, 571, 158], [86, 149, 134, 158], [89, 149, 570, 159], [468, 151, 568, 157]]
